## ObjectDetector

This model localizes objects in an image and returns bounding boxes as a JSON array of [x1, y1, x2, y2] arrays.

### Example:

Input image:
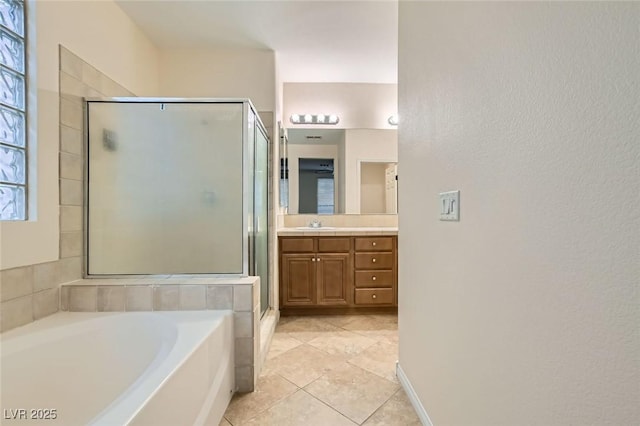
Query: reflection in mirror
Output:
[[360, 161, 397, 214], [285, 128, 397, 214], [299, 158, 335, 214], [287, 129, 344, 214], [279, 124, 289, 208]]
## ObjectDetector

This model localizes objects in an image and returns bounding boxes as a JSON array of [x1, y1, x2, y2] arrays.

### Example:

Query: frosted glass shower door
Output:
[[87, 102, 244, 274]]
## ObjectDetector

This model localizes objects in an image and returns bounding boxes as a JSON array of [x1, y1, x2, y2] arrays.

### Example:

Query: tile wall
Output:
[[1, 46, 266, 392], [0, 46, 133, 333]]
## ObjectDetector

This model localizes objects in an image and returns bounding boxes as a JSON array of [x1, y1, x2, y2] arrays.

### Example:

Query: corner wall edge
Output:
[[396, 361, 434, 426]]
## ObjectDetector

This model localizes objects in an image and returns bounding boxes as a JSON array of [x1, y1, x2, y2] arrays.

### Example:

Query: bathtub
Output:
[[0, 311, 234, 426]]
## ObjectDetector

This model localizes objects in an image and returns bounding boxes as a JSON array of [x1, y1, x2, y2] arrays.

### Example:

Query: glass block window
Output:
[[0, 0, 26, 220]]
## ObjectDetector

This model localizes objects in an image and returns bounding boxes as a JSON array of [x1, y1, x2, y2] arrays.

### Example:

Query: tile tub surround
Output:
[[221, 314, 421, 425], [60, 276, 261, 392], [0, 260, 81, 332], [0, 47, 134, 333]]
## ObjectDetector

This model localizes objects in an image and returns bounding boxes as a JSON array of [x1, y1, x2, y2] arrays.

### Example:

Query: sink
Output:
[[295, 226, 336, 230]]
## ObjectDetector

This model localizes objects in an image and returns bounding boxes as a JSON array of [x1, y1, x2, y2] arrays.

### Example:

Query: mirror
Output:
[[279, 123, 289, 208], [283, 128, 398, 214]]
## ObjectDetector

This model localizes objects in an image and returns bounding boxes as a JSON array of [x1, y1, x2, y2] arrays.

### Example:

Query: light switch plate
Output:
[[439, 190, 460, 221]]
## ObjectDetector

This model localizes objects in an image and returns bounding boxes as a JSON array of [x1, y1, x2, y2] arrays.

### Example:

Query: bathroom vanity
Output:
[[278, 230, 398, 315]]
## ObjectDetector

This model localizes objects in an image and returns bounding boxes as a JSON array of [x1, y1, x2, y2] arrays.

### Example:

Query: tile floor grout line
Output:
[[231, 384, 300, 426], [345, 344, 400, 384], [305, 336, 378, 359], [299, 387, 360, 426], [358, 386, 403, 425], [300, 358, 400, 424], [227, 314, 408, 425], [336, 358, 402, 387], [278, 330, 306, 344], [225, 372, 300, 426], [274, 371, 303, 390]]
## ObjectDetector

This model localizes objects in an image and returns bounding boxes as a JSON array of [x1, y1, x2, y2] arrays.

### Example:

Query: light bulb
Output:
[[329, 115, 339, 124], [317, 114, 325, 123], [304, 114, 313, 123], [290, 114, 300, 124]]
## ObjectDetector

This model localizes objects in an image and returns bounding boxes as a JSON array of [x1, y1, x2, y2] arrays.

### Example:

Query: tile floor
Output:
[[221, 314, 421, 425]]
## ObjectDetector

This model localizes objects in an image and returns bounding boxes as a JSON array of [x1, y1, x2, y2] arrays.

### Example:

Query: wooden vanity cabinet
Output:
[[280, 237, 351, 308], [353, 237, 397, 306], [279, 235, 397, 313]]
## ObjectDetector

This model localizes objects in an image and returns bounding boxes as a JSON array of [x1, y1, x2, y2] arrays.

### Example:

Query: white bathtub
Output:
[[0, 311, 234, 426]]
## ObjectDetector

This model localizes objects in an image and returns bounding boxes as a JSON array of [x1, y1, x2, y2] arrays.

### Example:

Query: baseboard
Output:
[[396, 362, 434, 426]]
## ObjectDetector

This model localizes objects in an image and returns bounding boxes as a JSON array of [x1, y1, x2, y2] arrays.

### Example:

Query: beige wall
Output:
[[398, 2, 640, 425], [360, 163, 386, 214], [283, 83, 397, 130], [0, 0, 160, 270], [344, 129, 397, 214], [159, 48, 275, 113]]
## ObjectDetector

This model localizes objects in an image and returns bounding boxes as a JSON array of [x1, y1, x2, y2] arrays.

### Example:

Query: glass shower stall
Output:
[[84, 99, 269, 314]]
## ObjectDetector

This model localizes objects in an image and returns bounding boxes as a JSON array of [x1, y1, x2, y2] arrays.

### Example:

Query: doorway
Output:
[[298, 158, 335, 214]]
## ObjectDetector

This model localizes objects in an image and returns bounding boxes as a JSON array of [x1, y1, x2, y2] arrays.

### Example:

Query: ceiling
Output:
[[115, 0, 398, 84]]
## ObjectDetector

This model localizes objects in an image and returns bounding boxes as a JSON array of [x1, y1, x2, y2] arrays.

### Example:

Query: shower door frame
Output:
[[83, 98, 269, 283], [251, 116, 271, 316]]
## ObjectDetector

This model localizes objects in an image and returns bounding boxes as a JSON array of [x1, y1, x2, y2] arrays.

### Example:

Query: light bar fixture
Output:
[[290, 114, 340, 125], [388, 114, 399, 126]]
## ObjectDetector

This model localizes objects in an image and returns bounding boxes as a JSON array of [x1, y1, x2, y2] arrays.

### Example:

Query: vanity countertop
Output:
[[278, 227, 398, 236]]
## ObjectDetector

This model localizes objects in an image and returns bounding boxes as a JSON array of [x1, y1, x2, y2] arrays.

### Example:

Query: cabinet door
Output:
[[316, 253, 350, 306], [281, 254, 316, 307]]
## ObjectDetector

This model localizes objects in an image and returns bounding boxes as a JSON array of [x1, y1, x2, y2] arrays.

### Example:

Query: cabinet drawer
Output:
[[318, 237, 351, 253], [355, 253, 394, 270], [355, 270, 394, 288], [280, 238, 314, 253], [355, 237, 394, 252], [355, 288, 394, 305]]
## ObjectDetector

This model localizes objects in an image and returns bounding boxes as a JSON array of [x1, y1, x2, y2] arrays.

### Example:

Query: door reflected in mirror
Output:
[[298, 158, 335, 214]]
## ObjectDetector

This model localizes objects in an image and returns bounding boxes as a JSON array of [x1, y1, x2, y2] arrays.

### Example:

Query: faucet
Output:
[[309, 219, 322, 228]]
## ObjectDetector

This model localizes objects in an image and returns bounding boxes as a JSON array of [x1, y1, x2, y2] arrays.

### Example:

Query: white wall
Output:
[[398, 2, 639, 425], [0, 0, 159, 269], [283, 83, 397, 130], [159, 48, 275, 112], [344, 129, 397, 214]]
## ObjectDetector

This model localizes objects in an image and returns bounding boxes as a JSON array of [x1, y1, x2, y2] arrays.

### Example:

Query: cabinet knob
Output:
[[312, 258, 316, 262], [372, 242, 377, 246], [372, 276, 377, 281], [372, 258, 376, 263], [372, 294, 377, 299]]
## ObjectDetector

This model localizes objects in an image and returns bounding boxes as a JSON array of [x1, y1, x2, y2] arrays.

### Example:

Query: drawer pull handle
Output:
[[372, 276, 377, 281], [372, 258, 376, 263], [372, 242, 377, 246], [372, 294, 377, 299]]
